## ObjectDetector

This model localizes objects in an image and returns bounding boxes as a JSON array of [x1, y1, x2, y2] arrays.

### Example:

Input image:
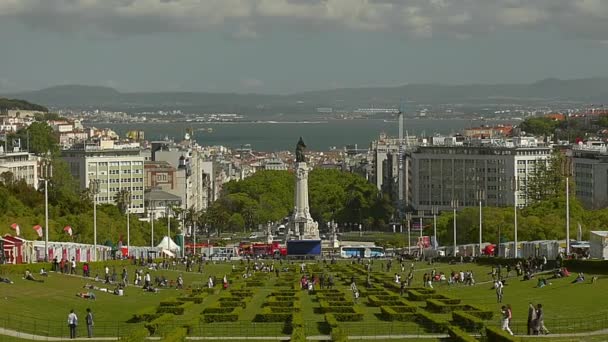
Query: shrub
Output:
[[119, 326, 149, 341], [485, 326, 521, 341], [202, 308, 241, 323], [144, 314, 174, 335], [159, 301, 182, 307], [415, 310, 449, 333], [178, 296, 204, 304], [368, 295, 409, 307], [425, 299, 468, 313], [447, 325, 478, 342], [157, 306, 185, 315], [330, 326, 348, 342], [162, 327, 187, 342], [253, 308, 292, 322], [291, 326, 306, 342], [380, 306, 417, 321], [452, 311, 486, 332], [202, 307, 234, 314], [465, 309, 494, 320], [128, 307, 160, 323]]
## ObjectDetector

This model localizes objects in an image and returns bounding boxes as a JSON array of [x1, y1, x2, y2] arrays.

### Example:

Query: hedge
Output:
[[485, 326, 521, 341], [144, 314, 174, 335], [415, 311, 449, 333], [368, 295, 409, 307], [156, 306, 185, 315], [128, 307, 160, 323], [162, 327, 187, 342], [447, 325, 478, 342], [452, 310, 486, 332], [408, 289, 441, 301], [253, 309, 292, 322], [202, 307, 234, 314], [465, 309, 494, 320], [202, 308, 241, 323], [331, 308, 364, 322], [380, 305, 417, 321], [564, 259, 608, 274], [425, 299, 468, 313], [119, 326, 149, 341], [177, 296, 204, 304], [291, 326, 306, 342]]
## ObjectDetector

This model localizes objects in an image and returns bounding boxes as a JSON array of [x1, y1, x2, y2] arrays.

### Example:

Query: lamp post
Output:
[[477, 189, 484, 256], [150, 210, 155, 248], [431, 206, 438, 250], [405, 212, 412, 254], [166, 206, 172, 252], [451, 199, 459, 256], [566, 176, 570, 255], [126, 190, 131, 257], [512, 176, 518, 259], [41, 154, 52, 262], [418, 210, 424, 253], [89, 179, 100, 261]]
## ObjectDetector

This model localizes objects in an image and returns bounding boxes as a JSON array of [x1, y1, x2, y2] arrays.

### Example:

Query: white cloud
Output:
[[0, 0, 606, 40]]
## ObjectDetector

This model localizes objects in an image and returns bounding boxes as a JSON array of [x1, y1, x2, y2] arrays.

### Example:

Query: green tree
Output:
[[519, 117, 559, 137]]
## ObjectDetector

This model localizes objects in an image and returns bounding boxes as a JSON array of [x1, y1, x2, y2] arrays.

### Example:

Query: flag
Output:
[[10, 223, 20, 236], [33, 225, 43, 238], [63, 225, 73, 236]]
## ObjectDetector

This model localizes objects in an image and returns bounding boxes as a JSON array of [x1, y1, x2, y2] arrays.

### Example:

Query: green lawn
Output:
[[0, 259, 607, 340]]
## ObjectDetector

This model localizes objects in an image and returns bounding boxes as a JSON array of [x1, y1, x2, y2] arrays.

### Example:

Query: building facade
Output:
[[0, 151, 39, 189], [408, 140, 551, 212], [572, 144, 608, 209], [62, 141, 145, 214]]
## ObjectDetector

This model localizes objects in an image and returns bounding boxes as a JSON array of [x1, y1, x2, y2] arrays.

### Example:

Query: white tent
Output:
[[156, 236, 181, 252]]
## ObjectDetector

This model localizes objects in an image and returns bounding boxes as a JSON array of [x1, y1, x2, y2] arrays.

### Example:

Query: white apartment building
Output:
[[0, 151, 39, 189], [408, 139, 551, 212], [572, 142, 608, 209], [62, 141, 145, 214]]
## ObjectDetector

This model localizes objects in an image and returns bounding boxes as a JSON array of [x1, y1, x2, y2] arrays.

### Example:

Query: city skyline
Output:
[[0, 1, 607, 94]]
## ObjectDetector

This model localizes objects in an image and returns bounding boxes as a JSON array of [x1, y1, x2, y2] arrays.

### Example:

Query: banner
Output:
[[33, 225, 43, 238], [10, 223, 20, 236]]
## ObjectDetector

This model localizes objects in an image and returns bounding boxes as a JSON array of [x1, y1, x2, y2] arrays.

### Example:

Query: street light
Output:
[[511, 176, 518, 258], [418, 210, 424, 253], [89, 179, 100, 261], [166, 206, 172, 252], [150, 211, 155, 248], [477, 189, 485, 256], [40, 155, 53, 262], [431, 206, 438, 250], [451, 199, 459, 256], [405, 212, 412, 254]]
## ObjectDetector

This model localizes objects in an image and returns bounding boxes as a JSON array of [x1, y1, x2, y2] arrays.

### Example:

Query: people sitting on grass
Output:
[[535, 278, 550, 288], [76, 292, 96, 300], [24, 269, 44, 283], [572, 272, 585, 284], [40, 268, 49, 276], [0, 276, 14, 284]]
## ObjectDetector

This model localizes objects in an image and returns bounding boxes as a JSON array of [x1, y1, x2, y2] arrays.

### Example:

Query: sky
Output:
[[1, 0, 608, 94]]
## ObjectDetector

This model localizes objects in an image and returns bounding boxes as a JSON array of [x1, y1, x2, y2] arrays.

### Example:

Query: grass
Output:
[[0, 259, 607, 340]]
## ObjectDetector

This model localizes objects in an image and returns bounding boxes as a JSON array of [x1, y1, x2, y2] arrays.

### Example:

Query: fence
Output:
[[2, 312, 608, 339]]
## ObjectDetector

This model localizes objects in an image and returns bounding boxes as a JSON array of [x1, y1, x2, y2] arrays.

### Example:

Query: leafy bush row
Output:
[[380, 305, 417, 321], [162, 327, 187, 342], [144, 314, 174, 335], [447, 325, 478, 342], [452, 310, 486, 332], [202, 307, 241, 323], [486, 326, 521, 341], [415, 310, 449, 333]]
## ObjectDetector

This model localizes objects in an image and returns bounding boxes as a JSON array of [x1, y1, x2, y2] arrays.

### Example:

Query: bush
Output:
[[203, 307, 235, 314], [485, 326, 521, 341], [162, 327, 187, 342], [157, 306, 185, 315], [159, 301, 182, 307], [452, 311, 486, 332], [425, 299, 468, 313], [128, 307, 160, 323], [178, 296, 204, 304], [380, 306, 417, 321], [330, 326, 348, 342], [119, 326, 149, 341], [202, 308, 241, 323], [253, 308, 292, 322], [367, 295, 409, 307], [415, 311, 449, 333], [144, 314, 174, 335], [465, 309, 494, 320], [447, 325, 478, 342]]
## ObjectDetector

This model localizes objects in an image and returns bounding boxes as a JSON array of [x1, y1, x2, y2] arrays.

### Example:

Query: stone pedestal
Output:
[[290, 162, 319, 240]]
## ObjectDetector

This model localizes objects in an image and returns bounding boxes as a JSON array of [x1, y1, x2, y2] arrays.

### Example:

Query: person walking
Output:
[[67, 309, 78, 339], [496, 280, 504, 303], [527, 302, 537, 335], [86, 308, 94, 338], [537, 304, 550, 335], [500, 306, 514, 335]]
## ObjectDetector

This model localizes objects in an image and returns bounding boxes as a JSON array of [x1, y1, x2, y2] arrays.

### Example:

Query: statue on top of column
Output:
[[295, 137, 306, 163]]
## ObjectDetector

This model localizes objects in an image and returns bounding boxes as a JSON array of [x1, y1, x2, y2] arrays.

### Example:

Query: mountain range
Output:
[[3, 78, 607, 116]]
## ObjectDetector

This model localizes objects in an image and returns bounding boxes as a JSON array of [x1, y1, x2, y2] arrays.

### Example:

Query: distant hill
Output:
[[0, 98, 48, 112], [3, 78, 608, 116]]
